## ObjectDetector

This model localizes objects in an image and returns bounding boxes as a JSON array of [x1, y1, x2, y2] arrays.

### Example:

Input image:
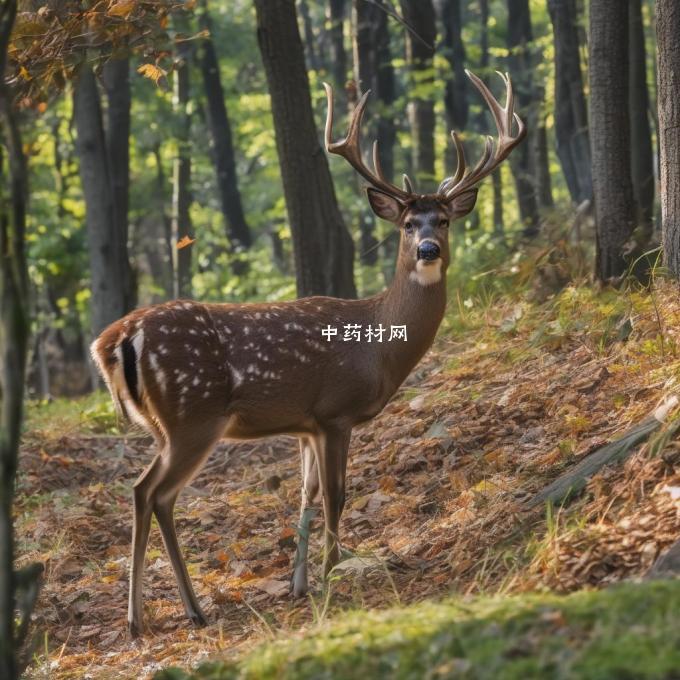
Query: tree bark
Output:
[[199, 6, 252, 254], [547, 0, 592, 204], [327, 0, 347, 91], [507, 0, 540, 235], [629, 0, 655, 242], [172, 34, 193, 299], [656, 0, 680, 277], [352, 0, 381, 265], [400, 0, 436, 190], [255, 0, 356, 298], [298, 0, 320, 72], [589, 0, 635, 280], [440, 0, 468, 140], [0, 3, 29, 676], [478, 0, 503, 236], [74, 67, 127, 334], [102, 57, 136, 311]]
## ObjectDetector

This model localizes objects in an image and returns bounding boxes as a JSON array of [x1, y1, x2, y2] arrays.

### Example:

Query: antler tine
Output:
[[372, 140, 386, 181], [438, 131, 467, 194], [440, 70, 527, 200], [403, 174, 413, 193], [324, 83, 412, 200]]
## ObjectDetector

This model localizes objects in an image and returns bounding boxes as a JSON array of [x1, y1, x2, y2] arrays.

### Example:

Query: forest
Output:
[[1, 0, 680, 677]]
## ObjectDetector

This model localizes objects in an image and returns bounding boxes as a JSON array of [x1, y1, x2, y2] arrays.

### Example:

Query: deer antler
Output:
[[438, 70, 526, 200], [324, 70, 525, 202], [324, 83, 413, 202]]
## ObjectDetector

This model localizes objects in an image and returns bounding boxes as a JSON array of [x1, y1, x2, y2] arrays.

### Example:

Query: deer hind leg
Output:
[[292, 436, 322, 597], [128, 452, 164, 638], [128, 423, 223, 636], [315, 426, 351, 580]]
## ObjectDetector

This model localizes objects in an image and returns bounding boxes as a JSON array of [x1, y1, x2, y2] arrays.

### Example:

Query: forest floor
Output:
[[16, 278, 680, 679]]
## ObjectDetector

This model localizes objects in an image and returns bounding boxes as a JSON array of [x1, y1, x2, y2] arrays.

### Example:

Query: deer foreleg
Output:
[[315, 426, 351, 580], [292, 437, 321, 597]]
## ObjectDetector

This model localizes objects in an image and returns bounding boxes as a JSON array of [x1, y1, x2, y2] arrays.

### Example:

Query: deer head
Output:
[[324, 70, 526, 285]]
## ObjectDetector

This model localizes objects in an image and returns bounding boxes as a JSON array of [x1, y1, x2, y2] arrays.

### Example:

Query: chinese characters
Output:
[[321, 324, 407, 342]]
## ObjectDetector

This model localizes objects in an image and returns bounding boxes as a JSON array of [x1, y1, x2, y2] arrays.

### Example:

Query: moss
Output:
[[156, 580, 680, 680], [24, 390, 120, 436]]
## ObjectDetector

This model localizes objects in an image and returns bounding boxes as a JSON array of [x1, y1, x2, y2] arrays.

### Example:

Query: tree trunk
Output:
[[199, 7, 252, 254], [547, 0, 592, 204], [352, 0, 380, 265], [153, 144, 174, 298], [255, 0, 356, 298], [507, 0, 540, 235], [327, 0, 347, 91], [172, 35, 193, 299], [478, 0, 504, 237], [102, 57, 136, 311], [440, 0, 468, 166], [400, 0, 436, 190], [374, 4, 396, 187], [74, 67, 127, 334], [0, 3, 29, 676], [629, 0, 655, 243], [535, 111, 554, 209], [298, 0, 320, 72], [656, 0, 680, 277], [589, 0, 635, 280]]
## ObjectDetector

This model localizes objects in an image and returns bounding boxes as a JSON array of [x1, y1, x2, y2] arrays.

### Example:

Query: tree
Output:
[[327, 0, 347, 91], [171, 22, 193, 299], [629, 0, 655, 242], [103, 57, 136, 312], [440, 0, 468, 142], [352, 0, 381, 265], [255, 0, 356, 298], [74, 66, 129, 335], [656, 0, 680, 277], [547, 0, 592, 205], [400, 0, 436, 189], [589, 0, 635, 280], [479, 0, 504, 236], [198, 3, 252, 254], [506, 0, 540, 234], [1, 2, 40, 675]]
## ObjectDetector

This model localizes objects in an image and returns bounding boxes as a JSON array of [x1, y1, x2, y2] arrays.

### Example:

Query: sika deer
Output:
[[91, 70, 525, 636]]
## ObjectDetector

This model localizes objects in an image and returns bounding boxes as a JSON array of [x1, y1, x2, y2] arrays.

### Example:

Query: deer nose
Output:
[[417, 241, 440, 261]]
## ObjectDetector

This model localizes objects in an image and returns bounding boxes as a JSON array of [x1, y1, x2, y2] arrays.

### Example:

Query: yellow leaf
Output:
[[108, 0, 136, 17], [472, 479, 502, 495], [176, 235, 196, 250], [137, 62, 167, 85], [19, 66, 31, 81]]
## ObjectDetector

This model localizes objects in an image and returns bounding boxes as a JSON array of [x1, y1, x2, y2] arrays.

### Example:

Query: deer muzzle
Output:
[[417, 240, 441, 262]]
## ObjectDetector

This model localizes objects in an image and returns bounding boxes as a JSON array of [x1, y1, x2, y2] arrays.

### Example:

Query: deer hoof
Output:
[[189, 610, 208, 627], [128, 619, 144, 639], [291, 564, 308, 598]]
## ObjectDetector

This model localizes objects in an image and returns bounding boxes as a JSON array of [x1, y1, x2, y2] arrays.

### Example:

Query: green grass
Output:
[[24, 390, 120, 436], [155, 580, 680, 680]]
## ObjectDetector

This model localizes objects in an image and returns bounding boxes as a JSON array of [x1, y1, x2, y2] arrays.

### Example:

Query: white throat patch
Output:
[[409, 258, 442, 286]]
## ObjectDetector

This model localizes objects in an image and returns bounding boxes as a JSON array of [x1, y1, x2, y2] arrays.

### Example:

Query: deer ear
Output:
[[366, 188, 406, 223], [445, 188, 479, 221]]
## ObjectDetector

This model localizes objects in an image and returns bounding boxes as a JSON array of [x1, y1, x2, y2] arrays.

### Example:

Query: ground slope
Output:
[[16, 282, 680, 678]]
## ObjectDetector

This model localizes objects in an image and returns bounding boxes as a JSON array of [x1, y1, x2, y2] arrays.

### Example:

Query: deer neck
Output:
[[374, 257, 447, 386]]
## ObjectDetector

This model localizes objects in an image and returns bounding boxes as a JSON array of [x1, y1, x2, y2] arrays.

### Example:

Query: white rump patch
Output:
[[409, 258, 442, 286]]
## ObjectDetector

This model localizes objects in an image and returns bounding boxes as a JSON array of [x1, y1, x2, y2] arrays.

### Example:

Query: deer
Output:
[[90, 70, 525, 637]]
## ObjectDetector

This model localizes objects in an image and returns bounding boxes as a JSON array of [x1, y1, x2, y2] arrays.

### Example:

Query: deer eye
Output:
[[439, 219, 449, 228], [404, 222, 414, 233]]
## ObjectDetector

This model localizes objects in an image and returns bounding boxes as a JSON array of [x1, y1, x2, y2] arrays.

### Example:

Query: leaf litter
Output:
[[15, 282, 680, 678]]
